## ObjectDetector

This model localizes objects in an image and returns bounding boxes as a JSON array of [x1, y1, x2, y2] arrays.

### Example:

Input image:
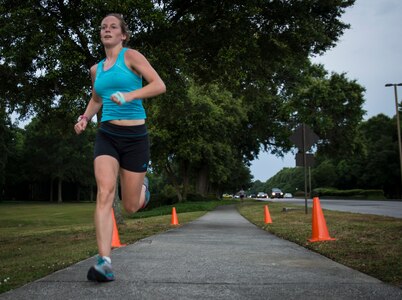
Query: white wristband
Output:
[[112, 92, 126, 105]]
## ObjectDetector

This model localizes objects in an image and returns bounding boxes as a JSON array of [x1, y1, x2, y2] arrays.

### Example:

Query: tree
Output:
[[158, 0, 356, 159], [0, 107, 12, 199], [286, 63, 365, 158], [249, 180, 265, 196], [269, 114, 401, 198], [148, 81, 247, 200], [265, 167, 305, 194], [1, 1, 357, 201], [311, 159, 337, 188], [357, 114, 401, 197], [0, 106, 8, 192], [23, 110, 95, 202]]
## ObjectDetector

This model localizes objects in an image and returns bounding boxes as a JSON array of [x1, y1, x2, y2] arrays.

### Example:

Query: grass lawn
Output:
[[1, 199, 401, 294], [237, 200, 402, 289]]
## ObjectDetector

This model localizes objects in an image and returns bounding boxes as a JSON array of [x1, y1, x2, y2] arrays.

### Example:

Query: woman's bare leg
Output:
[[120, 169, 146, 213], [94, 155, 119, 257]]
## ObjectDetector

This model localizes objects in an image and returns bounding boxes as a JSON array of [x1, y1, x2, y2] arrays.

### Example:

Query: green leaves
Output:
[[1, 0, 360, 199], [287, 63, 365, 158], [148, 80, 248, 195]]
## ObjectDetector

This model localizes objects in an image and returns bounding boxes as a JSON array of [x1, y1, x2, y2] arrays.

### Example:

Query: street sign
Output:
[[296, 152, 315, 167], [289, 124, 319, 151], [289, 124, 319, 214]]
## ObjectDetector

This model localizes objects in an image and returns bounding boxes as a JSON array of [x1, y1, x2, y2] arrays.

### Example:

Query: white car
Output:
[[284, 193, 293, 198]]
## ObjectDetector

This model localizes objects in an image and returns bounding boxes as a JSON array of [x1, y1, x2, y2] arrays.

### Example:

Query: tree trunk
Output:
[[196, 164, 209, 196], [49, 178, 54, 202], [57, 178, 62, 203], [29, 184, 33, 201], [76, 184, 80, 202], [208, 184, 221, 199], [165, 163, 183, 202], [181, 160, 190, 201]]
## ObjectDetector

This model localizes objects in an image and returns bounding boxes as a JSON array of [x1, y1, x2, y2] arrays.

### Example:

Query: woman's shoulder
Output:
[[124, 48, 146, 60], [90, 63, 99, 72], [90, 63, 100, 79]]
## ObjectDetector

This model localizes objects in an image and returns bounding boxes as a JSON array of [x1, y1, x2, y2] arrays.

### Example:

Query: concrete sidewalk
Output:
[[1, 205, 401, 299]]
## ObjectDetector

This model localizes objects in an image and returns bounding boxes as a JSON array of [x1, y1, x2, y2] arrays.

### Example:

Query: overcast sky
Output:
[[250, 0, 402, 182]]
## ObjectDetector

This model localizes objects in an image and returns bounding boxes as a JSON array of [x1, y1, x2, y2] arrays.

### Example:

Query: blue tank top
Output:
[[94, 48, 146, 122]]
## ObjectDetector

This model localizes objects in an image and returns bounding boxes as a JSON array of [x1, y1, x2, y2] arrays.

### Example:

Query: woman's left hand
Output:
[[111, 92, 127, 105]]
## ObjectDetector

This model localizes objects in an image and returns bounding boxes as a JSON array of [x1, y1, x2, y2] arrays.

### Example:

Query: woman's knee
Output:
[[97, 188, 116, 209], [122, 198, 141, 214]]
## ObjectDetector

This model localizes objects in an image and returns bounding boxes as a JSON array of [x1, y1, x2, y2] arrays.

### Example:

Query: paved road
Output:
[[264, 198, 402, 218], [1, 205, 401, 299]]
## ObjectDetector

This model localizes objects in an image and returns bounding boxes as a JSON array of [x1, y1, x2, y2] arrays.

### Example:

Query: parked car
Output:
[[271, 188, 284, 198], [222, 194, 233, 199], [284, 193, 293, 198], [257, 192, 268, 198]]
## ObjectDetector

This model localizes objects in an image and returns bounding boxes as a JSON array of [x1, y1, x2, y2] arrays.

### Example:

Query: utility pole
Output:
[[385, 83, 402, 188], [289, 124, 319, 214]]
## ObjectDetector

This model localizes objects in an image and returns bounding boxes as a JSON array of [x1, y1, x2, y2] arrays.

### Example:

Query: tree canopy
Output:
[[1, 0, 365, 200], [261, 113, 402, 198]]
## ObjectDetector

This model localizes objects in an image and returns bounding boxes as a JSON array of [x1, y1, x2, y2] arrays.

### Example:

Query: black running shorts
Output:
[[94, 122, 150, 173]]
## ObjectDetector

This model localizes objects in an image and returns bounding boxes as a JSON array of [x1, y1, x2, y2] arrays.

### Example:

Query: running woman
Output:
[[74, 13, 166, 282]]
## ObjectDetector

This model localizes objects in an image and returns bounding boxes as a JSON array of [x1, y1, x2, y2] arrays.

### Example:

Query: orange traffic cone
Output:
[[308, 197, 336, 242], [111, 210, 126, 248], [264, 205, 272, 224], [171, 207, 179, 225]]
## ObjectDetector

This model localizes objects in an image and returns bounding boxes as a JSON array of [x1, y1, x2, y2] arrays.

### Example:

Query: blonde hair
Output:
[[103, 13, 131, 46]]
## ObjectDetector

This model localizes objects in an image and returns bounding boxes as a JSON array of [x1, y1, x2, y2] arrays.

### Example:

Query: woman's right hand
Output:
[[74, 116, 88, 135]]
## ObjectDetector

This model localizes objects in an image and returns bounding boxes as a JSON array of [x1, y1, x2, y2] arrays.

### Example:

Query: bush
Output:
[[294, 190, 306, 197], [313, 188, 385, 200], [146, 192, 221, 209], [147, 193, 177, 208], [186, 193, 220, 202]]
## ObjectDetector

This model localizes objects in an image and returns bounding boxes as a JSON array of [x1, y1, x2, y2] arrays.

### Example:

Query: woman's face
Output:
[[100, 16, 126, 47]]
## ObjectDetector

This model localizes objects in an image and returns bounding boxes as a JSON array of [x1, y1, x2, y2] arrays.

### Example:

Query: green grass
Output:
[[237, 200, 402, 289], [0, 200, 236, 294]]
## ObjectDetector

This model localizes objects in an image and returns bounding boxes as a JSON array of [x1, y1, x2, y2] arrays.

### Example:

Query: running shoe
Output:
[[139, 176, 150, 210], [87, 255, 115, 282]]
